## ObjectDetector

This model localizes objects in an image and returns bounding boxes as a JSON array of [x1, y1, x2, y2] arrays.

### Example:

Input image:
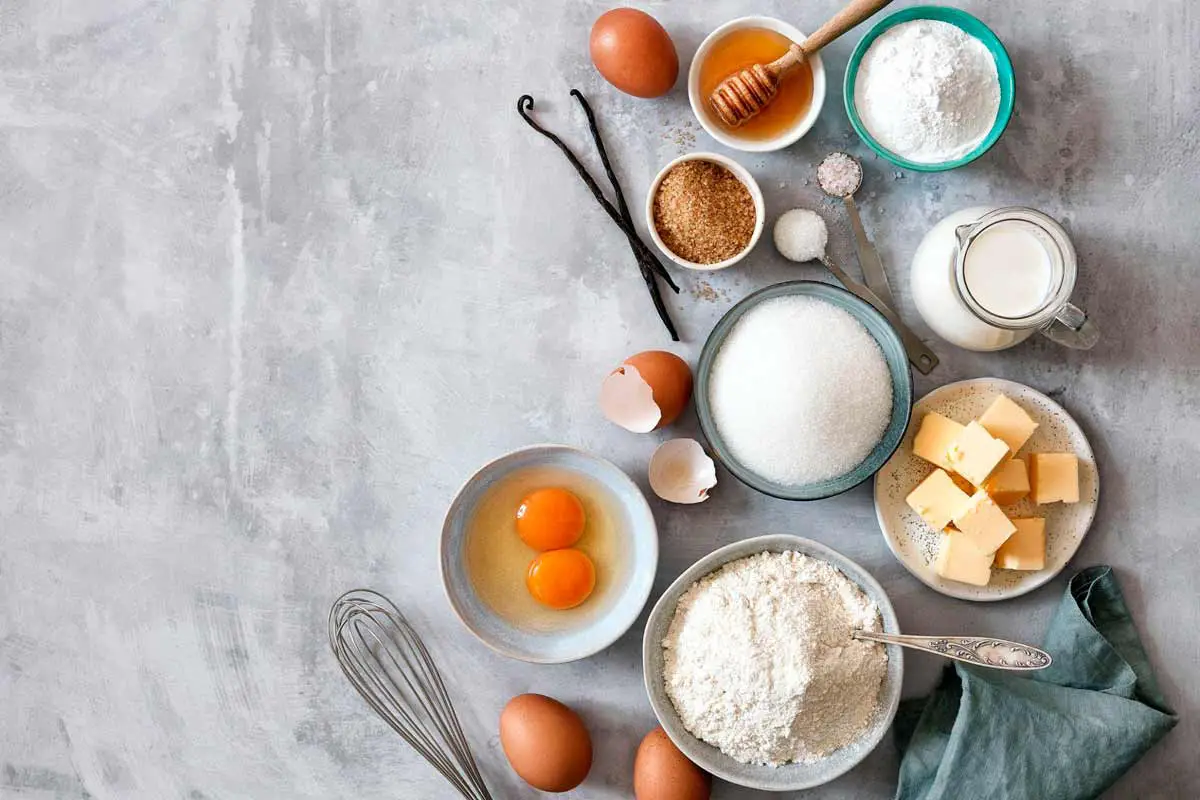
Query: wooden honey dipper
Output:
[[710, 0, 894, 127]]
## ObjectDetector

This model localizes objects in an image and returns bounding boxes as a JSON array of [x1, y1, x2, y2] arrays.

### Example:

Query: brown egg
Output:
[[634, 727, 711, 800], [600, 350, 694, 433], [499, 694, 592, 792], [589, 8, 679, 99], [623, 351, 693, 428]]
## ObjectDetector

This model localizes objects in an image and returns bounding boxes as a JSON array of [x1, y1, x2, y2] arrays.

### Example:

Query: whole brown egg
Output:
[[499, 694, 593, 792], [589, 8, 679, 98], [633, 727, 711, 800]]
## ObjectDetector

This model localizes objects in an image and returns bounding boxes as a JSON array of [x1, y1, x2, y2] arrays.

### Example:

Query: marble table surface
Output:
[[2, 1, 1197, 798]]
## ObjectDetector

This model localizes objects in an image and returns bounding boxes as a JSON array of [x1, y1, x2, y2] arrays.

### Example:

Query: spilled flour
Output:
[[661, 552, 887, 766]]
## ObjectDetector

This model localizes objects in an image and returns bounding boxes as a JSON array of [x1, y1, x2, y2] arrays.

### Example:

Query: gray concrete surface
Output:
[[1, 1, 1196, 798]]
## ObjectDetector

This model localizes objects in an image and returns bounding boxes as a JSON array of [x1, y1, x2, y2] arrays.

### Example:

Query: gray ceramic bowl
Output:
[[642, 534, 903, 792], [696, 280, 914, 500], [441, 445, 658, 663]]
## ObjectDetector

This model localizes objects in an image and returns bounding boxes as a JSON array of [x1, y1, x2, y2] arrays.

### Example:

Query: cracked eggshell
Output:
[[648, 439, 716, 504], [600, 351, 693, 433]]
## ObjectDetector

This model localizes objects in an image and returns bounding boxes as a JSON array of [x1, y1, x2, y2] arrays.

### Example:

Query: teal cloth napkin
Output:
[[895, 566, 1177, 800]]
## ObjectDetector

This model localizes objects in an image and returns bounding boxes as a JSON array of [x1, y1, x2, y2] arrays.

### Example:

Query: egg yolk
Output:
[[526, 549, 596, 610], [515, 488, 586, 551]]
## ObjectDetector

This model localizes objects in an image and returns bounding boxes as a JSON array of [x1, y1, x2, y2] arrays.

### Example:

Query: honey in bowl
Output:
[[698, 27, 814, 141]]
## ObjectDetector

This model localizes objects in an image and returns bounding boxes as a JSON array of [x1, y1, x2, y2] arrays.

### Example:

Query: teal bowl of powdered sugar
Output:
[[844, 6, 1015, 172], [695, 281, 913, 501]]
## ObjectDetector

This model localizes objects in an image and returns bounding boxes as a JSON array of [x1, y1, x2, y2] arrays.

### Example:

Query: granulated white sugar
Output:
[[709, 296, 893, 485]]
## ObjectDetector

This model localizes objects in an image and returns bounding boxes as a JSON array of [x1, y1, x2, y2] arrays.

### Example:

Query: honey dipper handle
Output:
[[800, 0, 894, 56]]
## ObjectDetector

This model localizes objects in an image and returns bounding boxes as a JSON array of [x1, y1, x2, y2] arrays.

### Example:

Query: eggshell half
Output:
[[499, 694, 592, 792], [648, 439, 717, 504], [634, 727, 711, 800], [600, 364, 661, 433]]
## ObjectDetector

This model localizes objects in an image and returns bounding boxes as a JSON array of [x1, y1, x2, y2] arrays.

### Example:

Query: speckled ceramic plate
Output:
[[440, 445, 658, 663], [874, 378, 1099, 601], [642, 535, 903, 792]]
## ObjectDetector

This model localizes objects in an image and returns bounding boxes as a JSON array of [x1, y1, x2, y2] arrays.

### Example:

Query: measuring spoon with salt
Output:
[[817, 152, 896, 306], [773, 207, 939, 374]]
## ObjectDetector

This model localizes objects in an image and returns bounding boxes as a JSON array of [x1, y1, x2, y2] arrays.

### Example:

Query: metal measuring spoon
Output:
[[818, 152, 897, 307], [775, 208, 938, 375], [817, 152, 939, 375], [853, 629, 1053, 671]]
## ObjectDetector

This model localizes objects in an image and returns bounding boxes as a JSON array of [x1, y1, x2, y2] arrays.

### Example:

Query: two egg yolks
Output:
[[515, 488, 595, 609]]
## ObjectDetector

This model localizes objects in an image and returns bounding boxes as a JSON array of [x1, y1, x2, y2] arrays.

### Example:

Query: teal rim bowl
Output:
[[695, 281, 913, 501], [843, 6, 1015, 172]]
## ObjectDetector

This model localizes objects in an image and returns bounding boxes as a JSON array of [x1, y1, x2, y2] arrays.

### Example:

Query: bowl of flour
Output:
[[642, 535, 903, 791], [844, 6, 1015, 171]]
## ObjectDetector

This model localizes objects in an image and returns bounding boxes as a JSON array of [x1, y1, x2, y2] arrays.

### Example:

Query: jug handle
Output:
[[1040, 302, 1100, 349]]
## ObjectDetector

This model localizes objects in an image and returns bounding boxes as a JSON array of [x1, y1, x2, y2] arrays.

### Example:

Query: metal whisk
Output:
[[328, 589, 495, 800]]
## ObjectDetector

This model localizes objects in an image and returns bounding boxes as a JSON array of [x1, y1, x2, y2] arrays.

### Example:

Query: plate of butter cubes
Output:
[[874, 378, 1099, 601]]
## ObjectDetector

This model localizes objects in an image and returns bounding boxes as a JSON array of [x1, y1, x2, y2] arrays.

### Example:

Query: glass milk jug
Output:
[[910, 207, 1099, 352]]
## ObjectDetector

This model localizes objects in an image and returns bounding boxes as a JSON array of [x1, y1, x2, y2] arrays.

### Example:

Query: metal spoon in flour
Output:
[[771, 207, 939, 375], [852, 630, 1053, 671]]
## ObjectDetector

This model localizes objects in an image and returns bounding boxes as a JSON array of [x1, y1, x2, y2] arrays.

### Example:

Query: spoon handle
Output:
[[819, 256, 939, 375], [801, 0, 894, 55], [842, 194, 895, 309], [853, 630, 1053, 671]]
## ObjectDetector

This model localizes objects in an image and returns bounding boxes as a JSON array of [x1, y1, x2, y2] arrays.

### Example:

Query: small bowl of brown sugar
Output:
[[647, 152, 765, 271]]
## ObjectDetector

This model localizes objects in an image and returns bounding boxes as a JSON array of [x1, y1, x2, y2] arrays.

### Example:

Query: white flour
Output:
[[854, 20, 1000, 164], [661, 552, 888, 766]]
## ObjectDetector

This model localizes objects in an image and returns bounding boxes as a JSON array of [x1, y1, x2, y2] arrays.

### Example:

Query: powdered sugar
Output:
[[661, 551, 888, 766], [773, 208, 829, 263], [854, 20, 1000, 164]]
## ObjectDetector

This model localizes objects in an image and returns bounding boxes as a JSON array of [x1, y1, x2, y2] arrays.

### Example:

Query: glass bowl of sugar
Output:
[[695, 281, 913, 501]]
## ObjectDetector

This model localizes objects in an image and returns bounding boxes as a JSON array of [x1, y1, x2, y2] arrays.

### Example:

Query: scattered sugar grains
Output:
[[709, 296, 893, 484]]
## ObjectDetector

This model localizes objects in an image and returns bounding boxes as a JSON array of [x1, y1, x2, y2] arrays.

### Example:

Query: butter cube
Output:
[[978, 394, 1040, 454], [1029, 453, 1080, 504], [906, 469, 972, 530], [994, 518, 1046, 571], [984, 458, 1030, 505], [912, 412, 965, 472], [952, 490, 1017, 554], [934, 529, 993, 587], [946, 421, 1011, 487]]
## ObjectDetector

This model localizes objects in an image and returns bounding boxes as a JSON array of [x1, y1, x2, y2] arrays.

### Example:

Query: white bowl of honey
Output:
[[688, 16, 826, 153]]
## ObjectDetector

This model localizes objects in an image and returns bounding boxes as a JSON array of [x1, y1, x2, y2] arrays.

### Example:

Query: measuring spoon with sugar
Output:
[[772, 207, 939, 374]]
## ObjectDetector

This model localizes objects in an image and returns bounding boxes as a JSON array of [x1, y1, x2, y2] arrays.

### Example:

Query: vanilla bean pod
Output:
[[516, 94, 679, 340], [569, 90, 679, 292], [516, 95, 670, 281]]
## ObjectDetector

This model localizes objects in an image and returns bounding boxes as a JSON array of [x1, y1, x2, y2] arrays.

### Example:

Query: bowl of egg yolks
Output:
[[441, 445, 659, 663]]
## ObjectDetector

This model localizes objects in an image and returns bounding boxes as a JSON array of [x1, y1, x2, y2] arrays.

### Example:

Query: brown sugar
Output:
[[652, 160, 756, 265]]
